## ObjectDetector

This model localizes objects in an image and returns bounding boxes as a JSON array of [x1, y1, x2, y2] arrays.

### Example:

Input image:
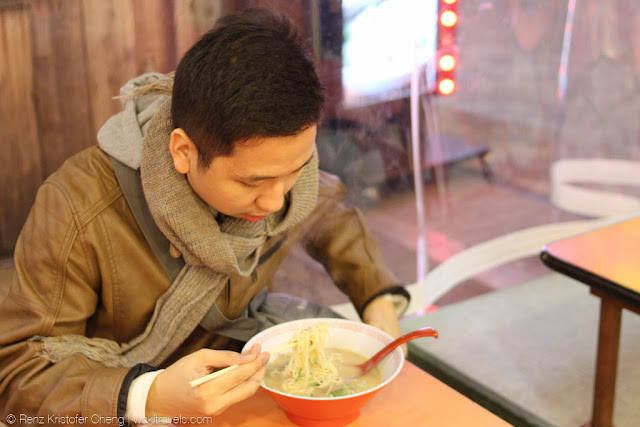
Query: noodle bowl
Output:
[[243, 318, 404, 427]]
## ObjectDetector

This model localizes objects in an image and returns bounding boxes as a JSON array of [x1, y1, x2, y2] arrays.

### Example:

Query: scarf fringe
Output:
[[114, 72, 175, 101], [31, 335, 128, 368]]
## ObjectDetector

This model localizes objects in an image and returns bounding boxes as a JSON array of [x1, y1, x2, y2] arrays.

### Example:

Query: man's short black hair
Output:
[[172, 8, 326, 167]]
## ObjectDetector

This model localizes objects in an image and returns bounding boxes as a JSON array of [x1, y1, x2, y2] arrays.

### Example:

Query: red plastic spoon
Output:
[[350, 327, 438, 378]]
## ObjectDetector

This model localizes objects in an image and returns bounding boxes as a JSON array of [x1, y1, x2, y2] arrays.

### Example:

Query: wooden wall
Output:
[[0, 0, 224, 254], [0, 2, 42, 256], [0, 0, 318, 254]]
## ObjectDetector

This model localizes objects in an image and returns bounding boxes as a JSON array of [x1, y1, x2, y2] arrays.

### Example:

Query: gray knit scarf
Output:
[[34, 92, 318, 368]]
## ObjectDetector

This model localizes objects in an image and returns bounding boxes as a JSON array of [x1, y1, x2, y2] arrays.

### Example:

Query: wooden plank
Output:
[[29, 0, 59, 157], [30, 0, 94, 179], [173, 0, 195, 62], [174, 0, 225, 60], [0, 5, 42, 253], [0, 0, 28, 12], [133, 0, 176, 74], [173, 0, 204, 61], [82, 0, 136, 135]]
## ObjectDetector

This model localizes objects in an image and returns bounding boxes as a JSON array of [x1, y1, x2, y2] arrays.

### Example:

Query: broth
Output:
[[264, 347, 382, 398]]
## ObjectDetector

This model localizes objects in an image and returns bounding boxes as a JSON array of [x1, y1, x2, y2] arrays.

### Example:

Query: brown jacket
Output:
[[0, 146, 400, 424]]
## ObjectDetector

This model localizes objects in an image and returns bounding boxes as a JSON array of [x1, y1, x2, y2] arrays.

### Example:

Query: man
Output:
[[0, 8, 408, 424]]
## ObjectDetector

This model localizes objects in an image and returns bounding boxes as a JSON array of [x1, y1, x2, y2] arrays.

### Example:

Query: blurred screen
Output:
[[342, 0, 439, 107]]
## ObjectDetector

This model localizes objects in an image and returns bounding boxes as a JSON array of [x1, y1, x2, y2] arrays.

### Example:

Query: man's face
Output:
[[170, 125, 317, 222]]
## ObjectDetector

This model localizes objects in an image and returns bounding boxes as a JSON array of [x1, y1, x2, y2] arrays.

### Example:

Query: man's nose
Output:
[[256, 179, 285, 213]]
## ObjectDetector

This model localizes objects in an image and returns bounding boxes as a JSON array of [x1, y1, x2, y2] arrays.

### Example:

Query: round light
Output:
[[443, 0, 457, 3], [439, 55, 456, 71], [438, 79, 455, 95], [440, 11, 457, 27]]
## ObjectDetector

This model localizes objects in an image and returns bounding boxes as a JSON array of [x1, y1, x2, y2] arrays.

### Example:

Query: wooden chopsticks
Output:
[[189, 342, 296, 387]]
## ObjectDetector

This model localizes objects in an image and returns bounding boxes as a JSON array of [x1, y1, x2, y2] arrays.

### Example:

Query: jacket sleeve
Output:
[[0, 181, 129, 425], [301, 171, 409, 316]]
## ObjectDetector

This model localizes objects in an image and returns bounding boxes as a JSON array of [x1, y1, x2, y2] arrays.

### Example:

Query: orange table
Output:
[[210, 362, 512, 426], [541, 216, 640, 427]]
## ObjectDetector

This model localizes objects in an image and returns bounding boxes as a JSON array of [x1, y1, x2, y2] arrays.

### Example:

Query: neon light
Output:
[[439, 55, 455, 71], [440, 11, 457, 27], [438, 79, 455, 95]]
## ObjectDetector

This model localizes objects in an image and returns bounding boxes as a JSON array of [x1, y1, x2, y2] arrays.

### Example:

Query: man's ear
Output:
[[169, 128, 197, 174]]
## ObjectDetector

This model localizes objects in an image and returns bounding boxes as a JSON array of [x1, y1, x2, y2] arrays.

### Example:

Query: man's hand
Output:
[[362, 296, 408, 356], [146, 344, 269, 419]]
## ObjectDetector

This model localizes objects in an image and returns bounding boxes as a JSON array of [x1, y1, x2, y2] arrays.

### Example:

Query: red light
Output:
[[437, 1, 458, 97], [440, 11, 457, 27], [438, 79, 455, 95], [439, 55, 456, 71]]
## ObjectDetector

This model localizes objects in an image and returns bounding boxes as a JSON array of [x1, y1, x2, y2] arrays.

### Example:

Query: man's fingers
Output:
[[194, 348, 243, 365], [197, 352, 268, 394], [194, 345, 261, 371], [204, 365, 267, 415], [241, 343, 262, 356]]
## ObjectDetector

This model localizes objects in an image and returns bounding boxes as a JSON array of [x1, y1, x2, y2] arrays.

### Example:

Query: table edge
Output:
[[539, 249, 640, 308]]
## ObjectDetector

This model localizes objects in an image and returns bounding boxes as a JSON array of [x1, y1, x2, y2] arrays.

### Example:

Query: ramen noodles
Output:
[[264, 323, 382, 397]]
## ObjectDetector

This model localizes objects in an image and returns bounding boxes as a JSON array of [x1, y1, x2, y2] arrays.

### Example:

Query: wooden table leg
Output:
[[591, 297, 622, 427]]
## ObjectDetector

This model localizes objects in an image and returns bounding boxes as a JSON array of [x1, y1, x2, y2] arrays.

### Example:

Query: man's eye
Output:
[[240, 181, 260, 188]]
